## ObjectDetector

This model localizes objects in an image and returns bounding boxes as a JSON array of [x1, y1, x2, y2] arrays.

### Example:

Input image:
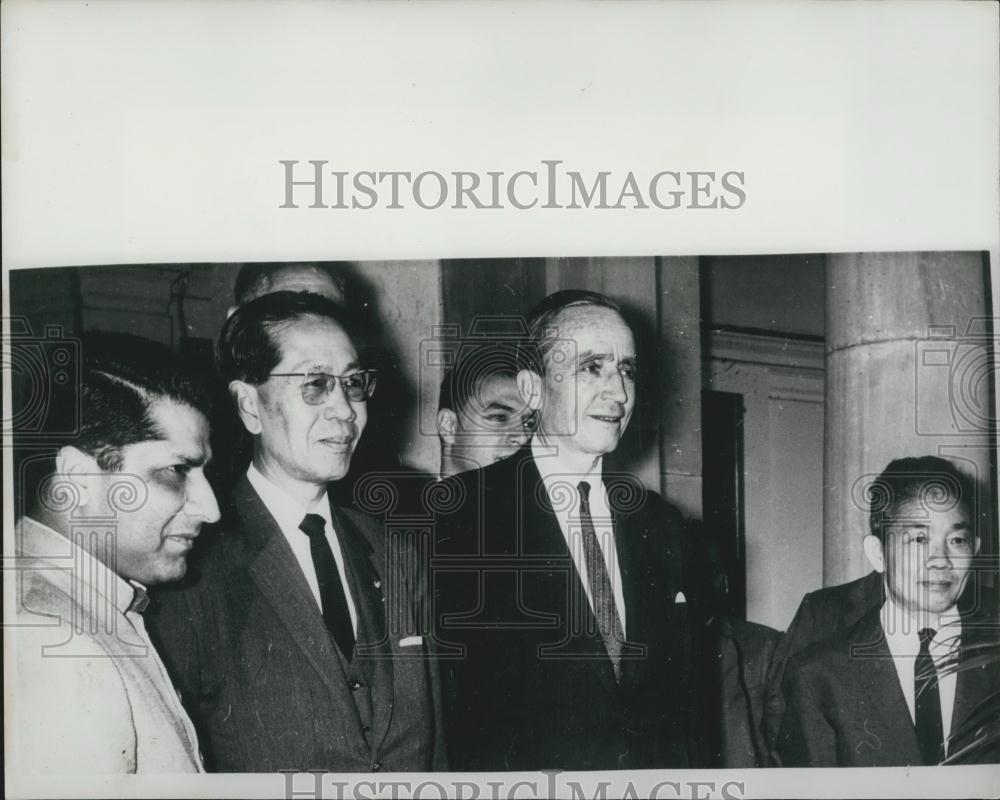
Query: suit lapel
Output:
[[847, 571, 885, 626], [948, 617, 999, 744], [850, 610, 923, 764], [615, 516, 641, 640], [518, 452, 618, 696], [613, 505, 650, 686], [332, 501, 395, 752], [235, 479, 369, 748]]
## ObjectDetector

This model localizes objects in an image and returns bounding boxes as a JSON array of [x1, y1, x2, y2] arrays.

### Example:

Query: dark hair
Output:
[[232, 262, 350, 306], [57, 332, 211, 471], [520, 289, 623, 374], [217, 290, 356, 385], [438, 344, 521, 414], [868, 456, 976, 542]]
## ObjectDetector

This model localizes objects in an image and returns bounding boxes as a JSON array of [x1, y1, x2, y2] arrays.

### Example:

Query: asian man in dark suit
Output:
[[777, 456, 999, 766], [763, 472, 997, 761], [147, 291, 446, 772], [432, 290, 703, 771]]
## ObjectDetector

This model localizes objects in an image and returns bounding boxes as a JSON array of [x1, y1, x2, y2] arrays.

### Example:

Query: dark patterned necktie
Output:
[[915, 627, 944, 765], [578, 481, 624, 682], [128, 585, 150, 614], [299, 513, 355, 660]]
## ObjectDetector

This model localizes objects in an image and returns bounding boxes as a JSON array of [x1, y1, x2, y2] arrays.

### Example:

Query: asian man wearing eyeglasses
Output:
[[147, 291, 446, 773]]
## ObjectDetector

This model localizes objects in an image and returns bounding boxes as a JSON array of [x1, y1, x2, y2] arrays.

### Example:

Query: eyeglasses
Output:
[[269, 370, 377, 405]]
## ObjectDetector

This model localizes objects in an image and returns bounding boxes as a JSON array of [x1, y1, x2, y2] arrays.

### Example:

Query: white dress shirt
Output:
[[247, 463, 358, 635], [880, 594, 961, 752], [531, 438, 627, 637]]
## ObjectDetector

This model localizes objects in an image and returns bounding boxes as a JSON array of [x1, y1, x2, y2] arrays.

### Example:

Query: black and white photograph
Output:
[[6, 255, 999, 792], [3, 3, 999, 799]]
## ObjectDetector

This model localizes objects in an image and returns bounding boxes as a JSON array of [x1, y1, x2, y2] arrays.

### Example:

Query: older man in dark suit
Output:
[[777, 456, 999, 766], [432, 290, 703, 771], [148, 291, 446, 772]]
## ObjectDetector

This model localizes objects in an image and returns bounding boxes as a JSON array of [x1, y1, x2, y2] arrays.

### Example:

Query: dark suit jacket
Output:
[[710, 618, 783, 768], [780, 571, 884, 660], [777, 605, 1000, 766], [147, 477, 446, 773], [764, 569, 998, 761], [431, 446, 702, 771]]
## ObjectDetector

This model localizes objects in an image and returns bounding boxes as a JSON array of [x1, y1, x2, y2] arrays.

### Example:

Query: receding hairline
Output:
[[263, 312, 357, 366], [533, 303, 634, 371], [540, 302, 629, 335], [147, 394, 208, 433], [88, 368, 209, 431], [113, 397, 212, 469], [265, 310, 352, 340]]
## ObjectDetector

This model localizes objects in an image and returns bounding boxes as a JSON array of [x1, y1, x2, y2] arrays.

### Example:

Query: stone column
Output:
[[824, 252, 993, 586]]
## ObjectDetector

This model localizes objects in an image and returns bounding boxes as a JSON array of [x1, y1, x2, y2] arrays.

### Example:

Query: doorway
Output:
[[702, 389, 747, 619]]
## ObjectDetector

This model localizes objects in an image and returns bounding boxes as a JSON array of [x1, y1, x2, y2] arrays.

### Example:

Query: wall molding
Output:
[[707, 329, 825, 372]]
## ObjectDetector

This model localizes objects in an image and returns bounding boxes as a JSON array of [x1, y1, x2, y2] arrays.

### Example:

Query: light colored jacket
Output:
[[7, 517, 203, 773]]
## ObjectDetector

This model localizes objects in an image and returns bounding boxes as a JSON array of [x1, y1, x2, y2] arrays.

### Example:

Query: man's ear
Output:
[[54, 445, 100, 508], [437, 408, 458, 445], [863, 534, 886, 574], [517, 369, 543, 412], [230, 380, 263, 435]]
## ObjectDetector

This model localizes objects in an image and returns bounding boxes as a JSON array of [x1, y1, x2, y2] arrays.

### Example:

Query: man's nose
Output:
[[927, 538, 952, 566], [603, 371, 629, 404], [188, 472, 221, 525], [323, 380, 357, 421]]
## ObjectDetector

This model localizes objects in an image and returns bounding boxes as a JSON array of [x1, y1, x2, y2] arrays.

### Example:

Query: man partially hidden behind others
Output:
[[778, 456, 1000, 766], [10, 333, 219, 773], [229, 261, 348, 315], [148, 291, 446, 772], [437, 344, 536, 478]]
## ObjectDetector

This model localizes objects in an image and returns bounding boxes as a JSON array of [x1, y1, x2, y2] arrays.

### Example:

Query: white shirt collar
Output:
[[531, 436, 604, 485], [529, 436, 624, 635], [880, 588, 962, 656], [246, 463, 332, 533], [19, 515, 139, 617]]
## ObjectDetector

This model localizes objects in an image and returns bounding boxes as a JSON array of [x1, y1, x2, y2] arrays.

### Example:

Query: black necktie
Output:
[[578, 481, 625, 681], [299, 513, 355, 660], [915, 627, 944, 765]]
